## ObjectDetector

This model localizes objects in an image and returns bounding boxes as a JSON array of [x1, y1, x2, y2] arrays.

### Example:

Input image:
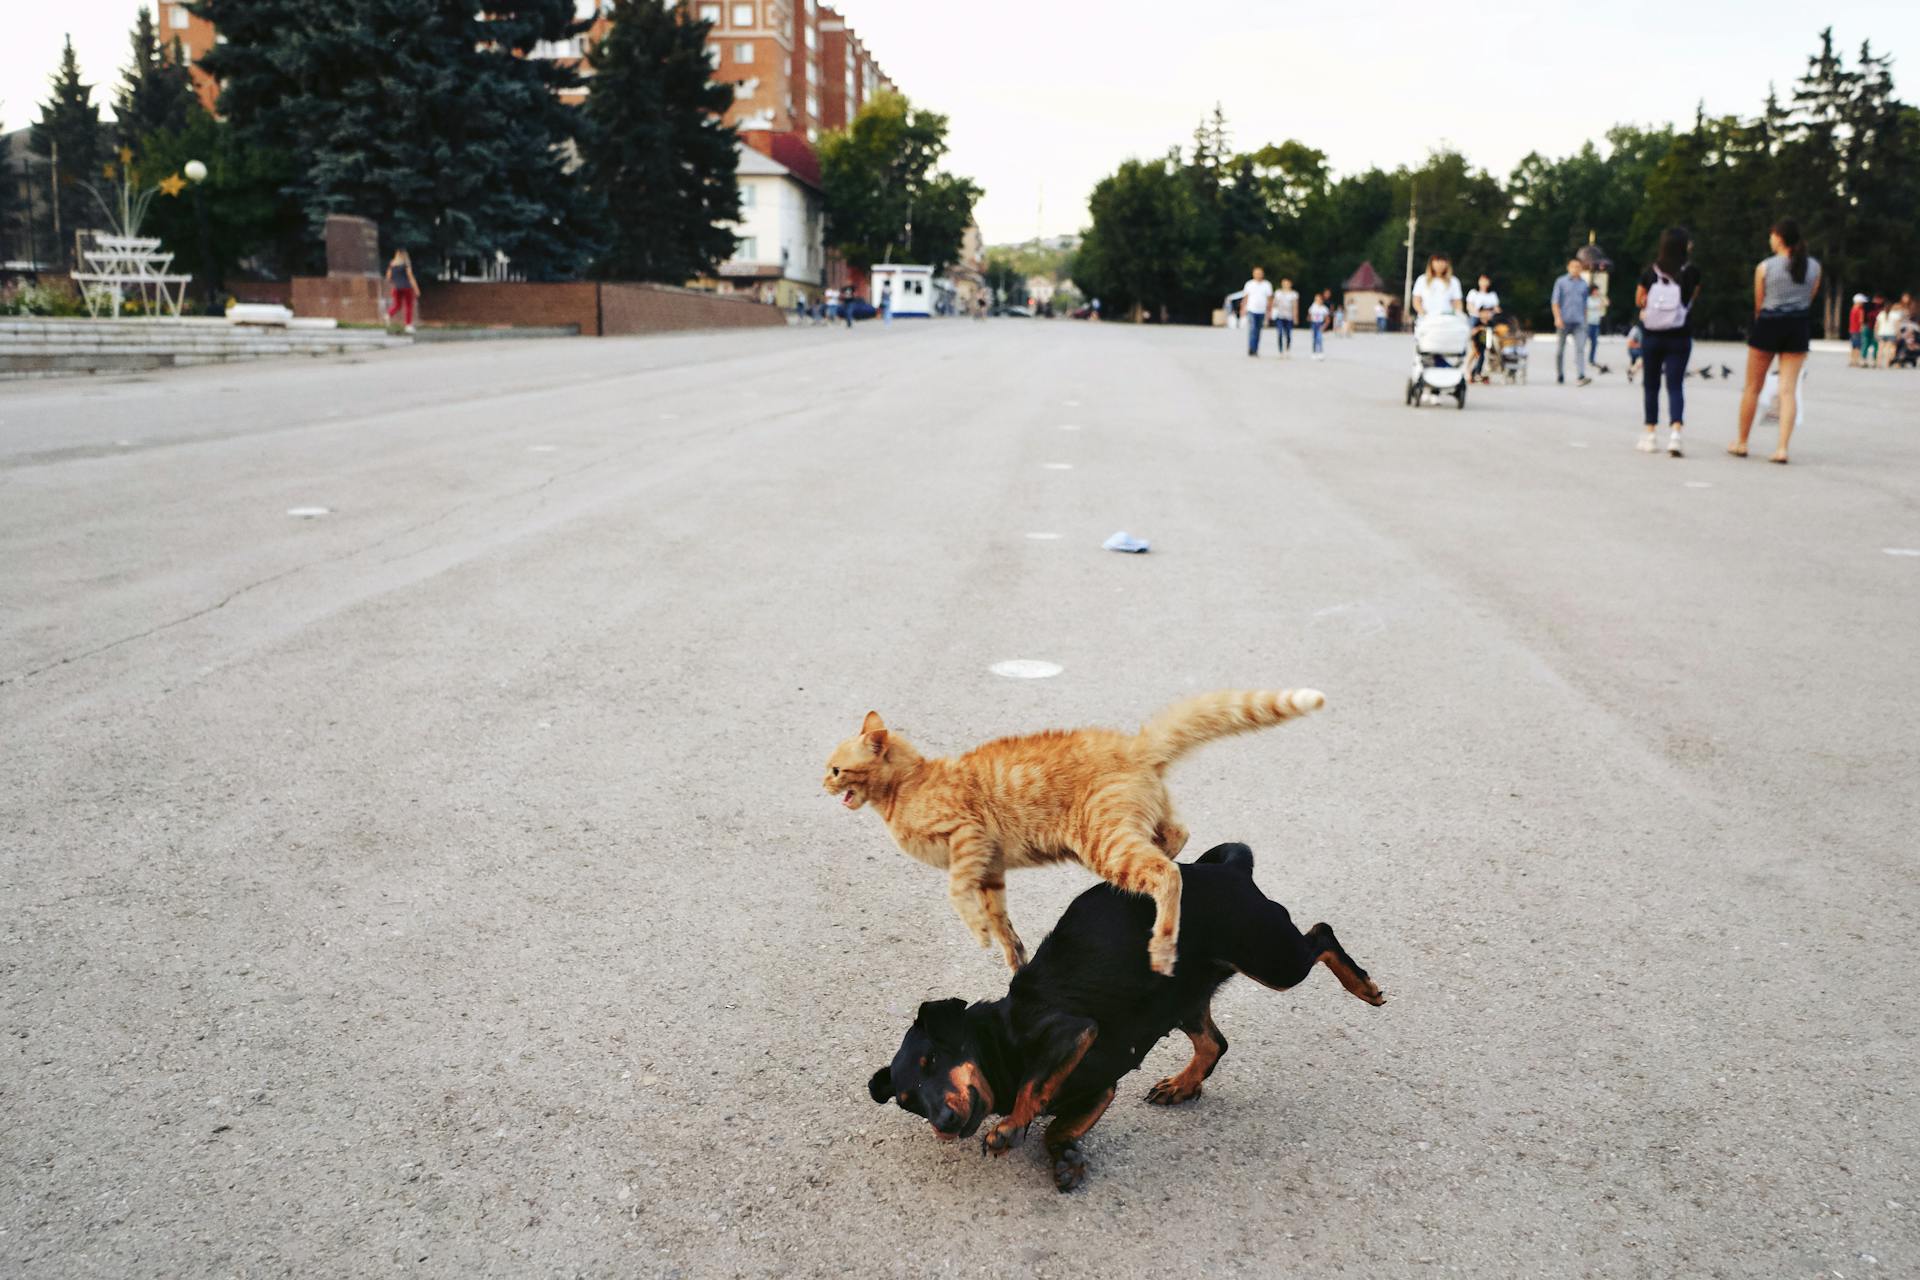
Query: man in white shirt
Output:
[[824, 286, 840, 326], [1241, 267, 1273, 356]]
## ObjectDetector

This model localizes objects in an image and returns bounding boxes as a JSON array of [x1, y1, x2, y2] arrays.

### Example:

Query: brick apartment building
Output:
[[158, 1, 220, 113]]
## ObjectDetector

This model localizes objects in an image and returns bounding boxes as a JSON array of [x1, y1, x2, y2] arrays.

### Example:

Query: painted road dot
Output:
[[528, 445, 558, 453], [1058, 423, 1081, 431], [1063, 399, 1082, 407], [1684, 481, 1713, 489], [990, 659, 1063, 679], [1043, 462, 1074, 470], [1025, 532, 1062, 540], [1569, 442, 1589, 449], [286, 506, 331, 518], [1884, 548, 1920, 557]]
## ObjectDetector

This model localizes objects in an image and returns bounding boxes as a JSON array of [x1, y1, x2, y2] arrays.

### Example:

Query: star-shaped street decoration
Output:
[[158, 172, 188, 198]]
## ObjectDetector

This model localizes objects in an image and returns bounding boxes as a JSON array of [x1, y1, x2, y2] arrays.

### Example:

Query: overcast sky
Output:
[[8, 2, 1918, 245]]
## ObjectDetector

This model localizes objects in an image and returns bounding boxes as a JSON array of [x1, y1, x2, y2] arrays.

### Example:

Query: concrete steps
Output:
[[0, 318, 411, 380]]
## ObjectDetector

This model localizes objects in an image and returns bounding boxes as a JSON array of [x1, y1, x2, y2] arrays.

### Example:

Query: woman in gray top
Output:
[[1732, 217, 1821, 463]]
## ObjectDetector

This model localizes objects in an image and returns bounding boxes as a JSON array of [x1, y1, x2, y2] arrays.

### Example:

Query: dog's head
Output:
[[823, 711, 919, 812], [867, 998, 995, 1140]]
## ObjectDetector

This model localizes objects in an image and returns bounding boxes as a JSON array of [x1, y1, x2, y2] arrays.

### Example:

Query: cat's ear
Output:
[[862, 711, 888, 754], [862, 711, 886, 734], [867, 1066, 893, 1103]]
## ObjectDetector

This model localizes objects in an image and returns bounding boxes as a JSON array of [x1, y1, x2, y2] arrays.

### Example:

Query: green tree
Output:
[[1073, 153, 1204, 320], [115, 7, 201, 149], [193, 0, 602, 279], [135, 113, 306, 298], [580, 0, 739, 281], [818, 93, 982, 272], [31, 35, 107, 266], [983, 254, 1026, 305]]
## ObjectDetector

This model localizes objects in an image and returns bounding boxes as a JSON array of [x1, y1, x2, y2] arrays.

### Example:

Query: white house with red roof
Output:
[[707, 133, 825, 308]]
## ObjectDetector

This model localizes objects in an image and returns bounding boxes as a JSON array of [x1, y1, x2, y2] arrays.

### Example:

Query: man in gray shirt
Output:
[[1550, 259, 1592, 385]]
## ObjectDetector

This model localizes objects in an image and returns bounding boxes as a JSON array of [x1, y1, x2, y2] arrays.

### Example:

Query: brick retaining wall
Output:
[[286, 278, 786, 336]]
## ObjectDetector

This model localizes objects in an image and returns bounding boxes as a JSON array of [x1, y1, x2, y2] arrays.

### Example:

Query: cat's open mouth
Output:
[[840, 790, 861, 809]]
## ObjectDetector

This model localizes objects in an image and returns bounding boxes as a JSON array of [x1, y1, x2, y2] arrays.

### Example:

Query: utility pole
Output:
[[1400, 183, 1417, 319], [50, 140, 62, 271]]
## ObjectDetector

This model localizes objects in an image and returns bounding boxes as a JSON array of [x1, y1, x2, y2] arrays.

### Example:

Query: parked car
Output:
[[844, 298, 877, 321]]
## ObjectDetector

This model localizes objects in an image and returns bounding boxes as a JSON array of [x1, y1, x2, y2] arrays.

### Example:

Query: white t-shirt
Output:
[[1272, 288, 1298, 321], [1876, 307, 1902, 337], [1413, 274, 1463, 317], [1308, 299, 1330, 324], [1242, 279, 1273, 317], [825, 288, 840, 304], [1465, 287, 1499, 316]]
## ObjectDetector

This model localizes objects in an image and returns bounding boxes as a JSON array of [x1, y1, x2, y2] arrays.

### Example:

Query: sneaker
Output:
[[1576, 376, 1592, 386], [1636, 432, 1658, 453], [405, 324, 416, 334], [1666, 430, 1684, 457]]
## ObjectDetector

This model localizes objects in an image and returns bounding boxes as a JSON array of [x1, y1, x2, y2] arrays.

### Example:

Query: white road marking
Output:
[[1684, 481, 1713, 489], [1058, 423, 1081, 431], [990, 659, 1063, 679], [1025, 532, 1062, 540], [1569, 442, 1589, 449], [286, 507, 330, 518], [528, 445, 558, 452], [1063, 399, 1082, 407], [1043, 462, 1073, 470], [1884, 548, 1920, 557]]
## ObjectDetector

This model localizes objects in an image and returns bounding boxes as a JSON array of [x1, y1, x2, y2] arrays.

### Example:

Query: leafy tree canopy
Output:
[[818, 93, 982, 273]]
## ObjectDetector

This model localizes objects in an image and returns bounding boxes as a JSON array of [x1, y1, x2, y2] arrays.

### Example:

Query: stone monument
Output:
[[291, 214, 386, 325]]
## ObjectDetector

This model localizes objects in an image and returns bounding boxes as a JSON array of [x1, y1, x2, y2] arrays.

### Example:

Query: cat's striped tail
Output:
[[1135, 689, 1325, 768]]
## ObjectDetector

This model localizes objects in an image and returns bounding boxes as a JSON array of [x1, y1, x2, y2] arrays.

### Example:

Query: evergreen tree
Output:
[[31, 35, 108, 262], [116, 8, 201, 148], [579, 0, 739, 281], [193, 0, 602, 279]]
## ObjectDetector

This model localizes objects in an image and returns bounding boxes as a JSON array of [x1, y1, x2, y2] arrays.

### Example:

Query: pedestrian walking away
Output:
[[1308, 292, 1331, 358], [1273, 278, 1299, 354], [1374, 299, 1388, 333], [1242, 267, 1273, 357], [1873, 295, 1904, 368], [1551, 258, 1591, 384], [1848, 293, 1867, 367], [880, 282, 893, 326], [1733, 217, 1821, 463], [1586, 285, 1605, 365], [1634, 226, 1703, 457], [385, 249, 419, 334], [843, 286, 856, 328], [1333, 304, 1347, 337]]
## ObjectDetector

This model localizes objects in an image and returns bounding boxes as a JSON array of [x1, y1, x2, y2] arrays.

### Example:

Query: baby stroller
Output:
[[1493, 317, 1530, 384], [1406, 312, 1471, 408]]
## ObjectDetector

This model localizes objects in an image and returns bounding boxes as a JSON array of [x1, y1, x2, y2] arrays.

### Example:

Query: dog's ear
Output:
[[867, 1066, 893, 1103], [915, 998, 968, 1045]]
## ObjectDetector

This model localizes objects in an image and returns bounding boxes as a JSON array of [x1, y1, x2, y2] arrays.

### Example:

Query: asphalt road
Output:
[[3, 321, 1916, 1278]]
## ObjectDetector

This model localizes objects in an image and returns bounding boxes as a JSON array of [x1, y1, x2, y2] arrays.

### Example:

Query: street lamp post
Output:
[[184, 159, 217, 316]]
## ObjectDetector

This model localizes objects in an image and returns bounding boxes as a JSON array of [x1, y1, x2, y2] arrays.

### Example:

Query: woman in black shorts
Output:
[[1733, 217, 1821, 464]]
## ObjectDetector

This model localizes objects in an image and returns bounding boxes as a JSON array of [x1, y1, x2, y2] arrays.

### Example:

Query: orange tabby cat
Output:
[[822, 689, 1325, 976]]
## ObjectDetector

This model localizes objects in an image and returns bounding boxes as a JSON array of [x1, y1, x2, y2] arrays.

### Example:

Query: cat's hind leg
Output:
[[1087, 825, 1183, 976], [947, 828, 1025, 970]]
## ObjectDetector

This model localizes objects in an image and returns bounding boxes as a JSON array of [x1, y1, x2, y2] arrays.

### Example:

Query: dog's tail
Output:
[[1191, 842, 1255, 875], [1135, 689, 1325, 769]]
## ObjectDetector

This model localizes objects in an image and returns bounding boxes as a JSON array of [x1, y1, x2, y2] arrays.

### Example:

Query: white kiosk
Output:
[[868, 264, 935, 319]]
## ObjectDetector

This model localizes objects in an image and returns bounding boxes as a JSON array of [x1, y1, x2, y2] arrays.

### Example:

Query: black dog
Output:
[[867, 842, 1385, 1191]]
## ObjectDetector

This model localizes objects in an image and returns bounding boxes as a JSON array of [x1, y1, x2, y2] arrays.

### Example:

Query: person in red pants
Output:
[[385, 249, 419, 334]]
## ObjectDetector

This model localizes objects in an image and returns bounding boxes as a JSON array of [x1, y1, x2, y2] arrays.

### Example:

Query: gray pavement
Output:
[[2, 322, 1917, 1278]]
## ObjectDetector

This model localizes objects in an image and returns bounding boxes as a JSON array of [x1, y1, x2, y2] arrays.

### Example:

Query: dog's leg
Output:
[[981, 1015, 1097, 1156], [1088, 828, 1183, 976], [1043, 1088, 1115, 1192], [1228, 900, 1386, 1007], [1145, 1003, 1227, 1105]]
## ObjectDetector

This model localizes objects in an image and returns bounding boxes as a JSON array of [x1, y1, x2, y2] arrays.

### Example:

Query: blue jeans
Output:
[[1274, 317, 1293, 351], [1641, 330, 1690, 424], [1556, 324, 1586, 380], [1245, 312, 1265, 354], [1587, 322, 1600, 364], [1311, 319, 1324, 353]]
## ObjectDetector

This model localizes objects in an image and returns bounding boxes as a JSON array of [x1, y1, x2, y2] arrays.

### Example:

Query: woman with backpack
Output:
[[1732, 217, 1821, 463], [1634, 227, 1702, 456]]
